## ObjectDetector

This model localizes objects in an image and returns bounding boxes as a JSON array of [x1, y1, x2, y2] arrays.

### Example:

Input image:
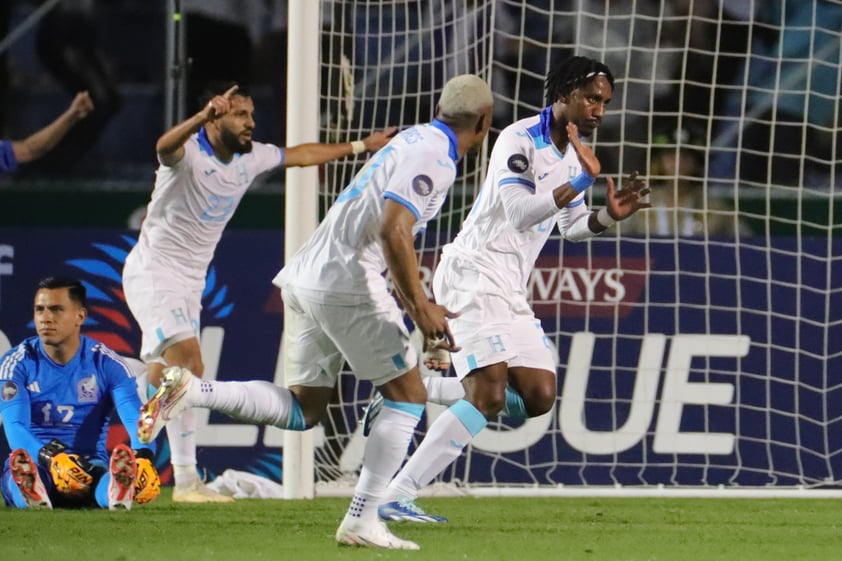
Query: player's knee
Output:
[[301, 407, 326, 428], [523, 383, 557, 417], [472, 389, 507, 418]]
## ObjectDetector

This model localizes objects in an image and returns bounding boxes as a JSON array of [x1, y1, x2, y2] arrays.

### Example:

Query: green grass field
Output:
[[3, 490, 840, 561]]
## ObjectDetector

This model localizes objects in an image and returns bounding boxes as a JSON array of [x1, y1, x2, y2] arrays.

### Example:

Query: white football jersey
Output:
[[442, 106, 595, 297], [127, 129, 283, 286], [274, 121, 459, 298]]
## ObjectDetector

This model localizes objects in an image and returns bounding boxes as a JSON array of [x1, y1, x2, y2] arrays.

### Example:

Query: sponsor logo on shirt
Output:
[[1, 380, 17, 401], [538, 172, 550, 181], [412, 174, 434, 196], [507, 154, 529, 173], [27, 382, 40, 393], [77, 374, 99, 403]]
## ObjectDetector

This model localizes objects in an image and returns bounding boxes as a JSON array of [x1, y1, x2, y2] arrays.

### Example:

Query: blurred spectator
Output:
[[183, 1, 269, 112], [654, 0, 752, 125], [32, 1, 121, 171], [622, 125, 750, 237], [0, 2, 10, 133], [251, 0, 288, 145], [0, 91, 94, 175], [711, 0, 842, 187]]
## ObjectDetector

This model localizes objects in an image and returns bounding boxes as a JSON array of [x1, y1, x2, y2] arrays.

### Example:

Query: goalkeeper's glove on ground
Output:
[[38, 439, 94, 497], [133, 448, 161, 504]]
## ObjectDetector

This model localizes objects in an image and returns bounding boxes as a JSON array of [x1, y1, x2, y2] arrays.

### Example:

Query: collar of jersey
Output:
[[430, 119, 459, 163], [197, 127, 215, 156], [198, 127, 242, 163], [537, 106, 567, 159]]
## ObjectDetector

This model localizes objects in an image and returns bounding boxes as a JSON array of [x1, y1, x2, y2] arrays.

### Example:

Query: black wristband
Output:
[[38, 438, 67, 467], [134, 448, 155, 461]]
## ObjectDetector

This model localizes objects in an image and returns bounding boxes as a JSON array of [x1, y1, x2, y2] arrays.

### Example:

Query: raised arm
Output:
[[156, 84, 239, 166], [12, 91, 94, 165], [283, 126, 397, 167]]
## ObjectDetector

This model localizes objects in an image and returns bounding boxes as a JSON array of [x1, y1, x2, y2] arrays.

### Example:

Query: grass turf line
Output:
[[1, 491, 839, 561]]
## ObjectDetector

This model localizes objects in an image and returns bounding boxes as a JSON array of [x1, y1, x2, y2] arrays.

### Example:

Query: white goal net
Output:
[[303, 0, 841, 494]]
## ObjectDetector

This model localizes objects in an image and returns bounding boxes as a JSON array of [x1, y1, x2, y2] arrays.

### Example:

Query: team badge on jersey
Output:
[[412, 174, 434, 196], [507, 154, 529, 173], [1, 381, 17, 401], [77, 374, 99, 403]]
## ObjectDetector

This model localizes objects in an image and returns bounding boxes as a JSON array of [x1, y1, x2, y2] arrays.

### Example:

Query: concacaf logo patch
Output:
[[412, 174, 434, 196], [507, 154, 529, 173], [1, 381, 18, 401]]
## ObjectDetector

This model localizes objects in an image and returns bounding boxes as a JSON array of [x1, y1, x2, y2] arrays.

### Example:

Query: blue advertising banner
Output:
[[1, 228, 840, 488]]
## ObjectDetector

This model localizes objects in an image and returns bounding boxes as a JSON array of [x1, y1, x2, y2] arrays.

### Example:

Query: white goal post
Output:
[[283, 0, 842, 498]]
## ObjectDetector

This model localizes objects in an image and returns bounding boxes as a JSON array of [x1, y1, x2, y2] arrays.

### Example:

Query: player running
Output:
[[138, 74, 495, 549], [123, 82, 395, 503], [374, 56, 650, 522]]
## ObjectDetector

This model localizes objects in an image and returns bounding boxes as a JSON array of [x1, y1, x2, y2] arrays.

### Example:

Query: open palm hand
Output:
[[605, 172, 651, 220]]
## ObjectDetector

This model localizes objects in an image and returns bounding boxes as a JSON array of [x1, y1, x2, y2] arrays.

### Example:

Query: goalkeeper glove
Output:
[[133, 448, 161, 504], [38, 439, 94, 497]]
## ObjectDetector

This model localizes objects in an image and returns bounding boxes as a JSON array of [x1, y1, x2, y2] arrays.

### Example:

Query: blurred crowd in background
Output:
[[0, 1, 839, 231]]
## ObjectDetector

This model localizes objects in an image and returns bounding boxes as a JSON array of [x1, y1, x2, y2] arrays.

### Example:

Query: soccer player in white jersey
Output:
[[137, 74, 495, 549], [123, 82, 395, 503], [375, 56, 651, 521]]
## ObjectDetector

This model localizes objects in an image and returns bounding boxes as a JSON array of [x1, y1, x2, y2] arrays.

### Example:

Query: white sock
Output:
[[388, 400, 487, 500], [346, 402, 423, 522], [173, 463, 199, 486], [423, 376, 465, 406], [190, 378, 307, 430], [166, 408, 198, 487]]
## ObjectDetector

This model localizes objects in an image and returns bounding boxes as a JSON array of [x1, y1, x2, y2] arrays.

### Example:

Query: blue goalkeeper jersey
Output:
[[0, 335, 154, 464]]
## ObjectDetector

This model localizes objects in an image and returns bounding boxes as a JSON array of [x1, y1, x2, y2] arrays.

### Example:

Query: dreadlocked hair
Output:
[[545, 56, 614, 105]]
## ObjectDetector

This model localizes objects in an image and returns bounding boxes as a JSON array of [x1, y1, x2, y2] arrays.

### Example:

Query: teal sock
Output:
[[503, 385, 527, 419]]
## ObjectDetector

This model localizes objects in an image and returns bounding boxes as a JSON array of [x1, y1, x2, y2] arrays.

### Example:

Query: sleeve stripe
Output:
[[0, 345, 25, 380], [92, 343, 134, 379], [499, 177, 536, 192], [383, 192, 421, 220]]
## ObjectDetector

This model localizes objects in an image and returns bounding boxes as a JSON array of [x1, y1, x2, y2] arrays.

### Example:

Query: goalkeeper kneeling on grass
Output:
[[0, 276, 161, 510]]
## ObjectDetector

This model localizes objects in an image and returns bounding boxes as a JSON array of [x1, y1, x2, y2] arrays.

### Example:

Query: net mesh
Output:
[[310, 0, 842, 490]]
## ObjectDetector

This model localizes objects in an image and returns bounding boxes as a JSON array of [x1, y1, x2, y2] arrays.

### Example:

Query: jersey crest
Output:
[[77, 374, 99, 403]]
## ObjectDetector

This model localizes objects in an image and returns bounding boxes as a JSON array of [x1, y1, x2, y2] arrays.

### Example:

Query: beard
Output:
[[221, 127, 253, 154]]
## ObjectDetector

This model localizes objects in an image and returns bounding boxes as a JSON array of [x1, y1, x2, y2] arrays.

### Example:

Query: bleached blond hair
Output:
[[436, 74, 493, 126]]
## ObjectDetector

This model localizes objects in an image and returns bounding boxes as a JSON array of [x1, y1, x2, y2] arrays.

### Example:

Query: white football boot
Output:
[[336, 515, 420, 550]]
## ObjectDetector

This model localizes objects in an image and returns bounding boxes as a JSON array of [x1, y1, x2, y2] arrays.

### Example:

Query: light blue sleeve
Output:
[[0, 351, 44, 459]]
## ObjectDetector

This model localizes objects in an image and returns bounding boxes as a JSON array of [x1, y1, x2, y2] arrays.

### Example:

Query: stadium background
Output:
[[1, 1, 841, 493]]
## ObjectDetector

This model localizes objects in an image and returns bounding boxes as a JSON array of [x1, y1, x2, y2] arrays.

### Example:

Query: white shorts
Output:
[[281, 287, 417, 388], [123, 255, 202, 362], [433, 253, 556, 380]]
